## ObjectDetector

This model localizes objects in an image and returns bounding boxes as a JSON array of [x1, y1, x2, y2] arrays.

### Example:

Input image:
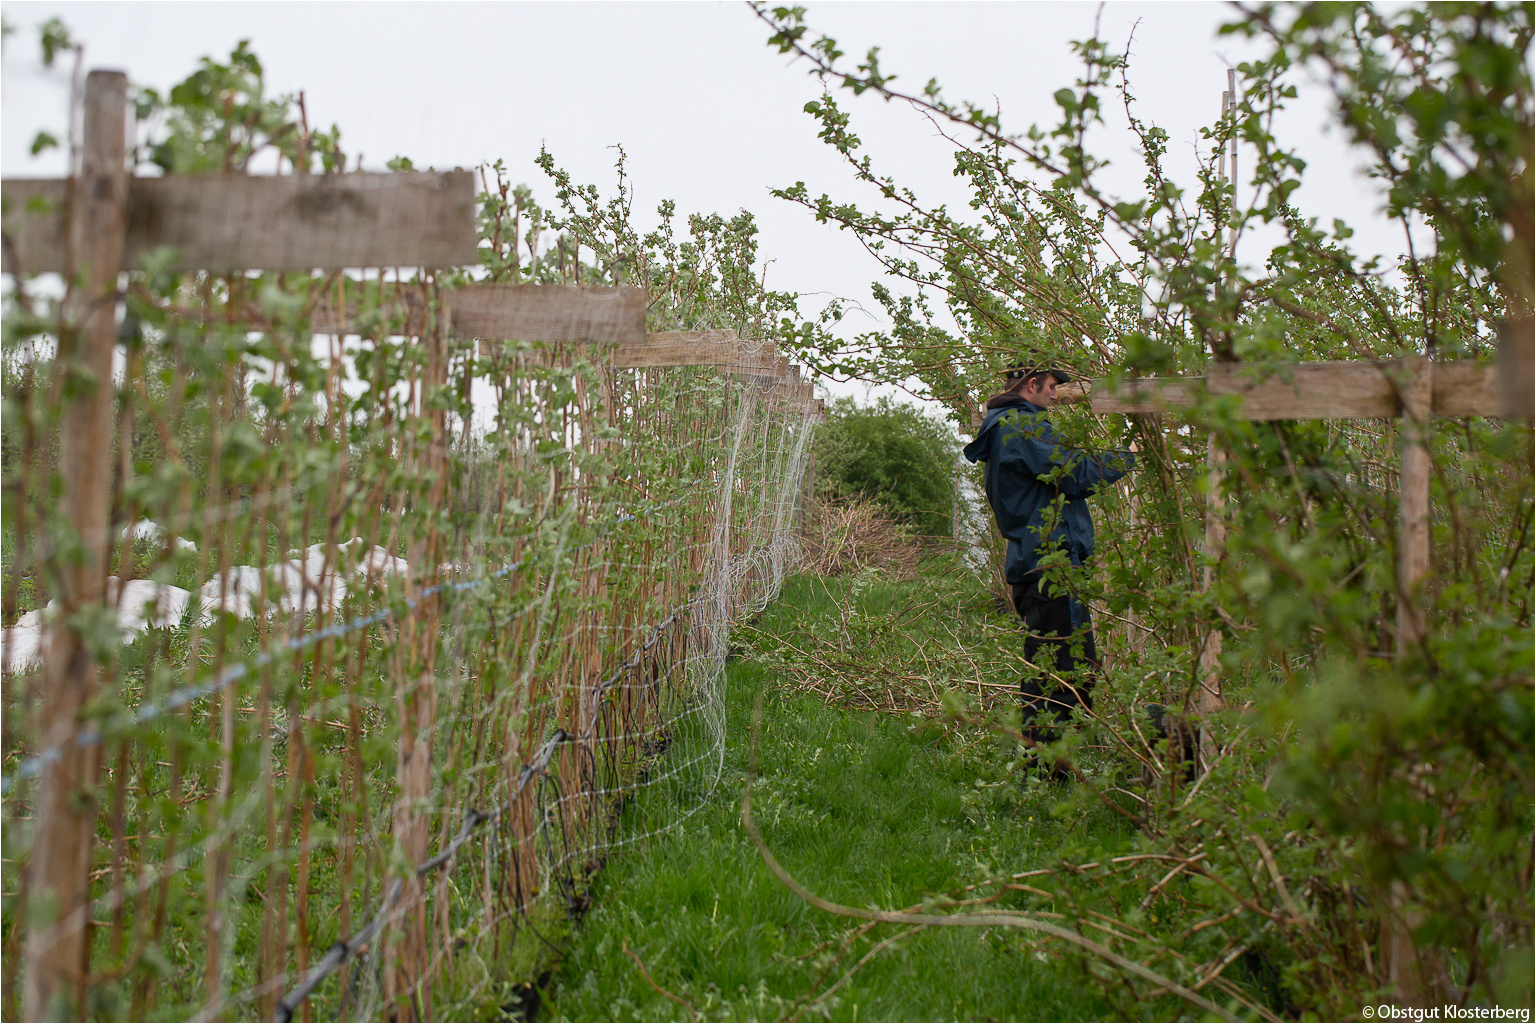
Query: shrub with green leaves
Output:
[[811, 396, 959, 537], [1, 31, 827, 1022], [759, 1, 1533, 1017]]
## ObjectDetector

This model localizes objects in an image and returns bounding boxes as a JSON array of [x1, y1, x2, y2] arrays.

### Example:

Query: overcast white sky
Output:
[[1, 1, 1410, 405]]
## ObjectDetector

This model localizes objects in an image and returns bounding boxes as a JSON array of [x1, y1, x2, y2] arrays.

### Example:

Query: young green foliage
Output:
[[754, 2, 1533, 1015]]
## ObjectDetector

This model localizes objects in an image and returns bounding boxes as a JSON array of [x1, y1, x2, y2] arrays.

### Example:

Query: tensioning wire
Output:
[[1, 495, 695, 795]]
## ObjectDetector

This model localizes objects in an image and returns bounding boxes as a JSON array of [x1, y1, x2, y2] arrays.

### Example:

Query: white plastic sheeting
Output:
[[3, 539, 411, 672]]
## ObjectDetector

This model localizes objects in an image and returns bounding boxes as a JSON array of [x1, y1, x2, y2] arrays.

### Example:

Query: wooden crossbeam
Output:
[[634, 330, 740, 368], [447, 283, 646, 347], [2, 172, 477, 273], [732, 357, 790, 387], [1088, 358, 1515, 419], [444, 286, 793, 374], [320, 281, 814, 392]]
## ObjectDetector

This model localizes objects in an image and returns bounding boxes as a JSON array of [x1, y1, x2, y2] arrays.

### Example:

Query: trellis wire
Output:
[[2, 262, 817, 1021]]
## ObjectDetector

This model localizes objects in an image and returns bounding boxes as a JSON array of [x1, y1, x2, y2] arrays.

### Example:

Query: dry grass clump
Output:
[[799, 496, 933, 580]]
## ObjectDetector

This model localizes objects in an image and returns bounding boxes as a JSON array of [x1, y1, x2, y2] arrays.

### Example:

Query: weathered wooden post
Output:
[[1196, 434, 1227, 724], [1196, 71, 1239, 728], [1395, 355, 1433, 650], [25, 69, 129, 1022], [1387, 353, 1436, 1004], [1094, 350, 1516, 1006], [386, 290, 448, 1022]]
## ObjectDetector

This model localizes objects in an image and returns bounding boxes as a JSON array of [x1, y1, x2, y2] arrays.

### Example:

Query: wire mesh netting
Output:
[[2, 248, 816, 1019]]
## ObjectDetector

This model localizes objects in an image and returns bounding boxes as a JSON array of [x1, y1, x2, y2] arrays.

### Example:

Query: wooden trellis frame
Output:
[[5, 72, 828, 1021], [1089, 335, 1531, 1005], [1, 70, 483, 1019], [437, 283, 818, 398], [1087, 344, 1532, 714]]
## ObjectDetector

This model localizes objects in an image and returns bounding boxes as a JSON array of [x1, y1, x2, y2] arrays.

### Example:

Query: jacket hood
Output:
[[964, 397, 1047, 464], [984, 392, 1037, 412]]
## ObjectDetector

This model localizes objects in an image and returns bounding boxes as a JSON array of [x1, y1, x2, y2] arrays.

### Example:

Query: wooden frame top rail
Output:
[[1086, 358, 1525, 419], [3, 172, 477, 273], [445, 285, 796, 374]]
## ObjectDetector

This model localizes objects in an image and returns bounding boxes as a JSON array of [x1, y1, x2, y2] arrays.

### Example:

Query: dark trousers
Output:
[[1011, 577, 1099, 747]]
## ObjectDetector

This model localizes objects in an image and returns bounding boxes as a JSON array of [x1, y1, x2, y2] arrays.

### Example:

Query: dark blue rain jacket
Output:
[[962, 396, 1133, 585]]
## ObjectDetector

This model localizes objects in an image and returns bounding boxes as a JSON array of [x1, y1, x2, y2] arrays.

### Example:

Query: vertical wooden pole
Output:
[[1196, 434, 1226, 723], [1226, 67, 1238, 260], [25, 69, 129, 1023], [1396, 355, 1432, 651], [387, 283, 445, 1021], [801, 451, 815, 534], [1195, 75, 1235, 740], [1387, 354, 1436, 1002]]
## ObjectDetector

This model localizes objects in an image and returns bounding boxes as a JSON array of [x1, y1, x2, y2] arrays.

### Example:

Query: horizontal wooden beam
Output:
[[1429, 360, 1501, 417], [308, 281, 808, 382], [1089, 377, 1202, 415], [717, 338, 780, 373], [1054, 380, 1091, 406], [623, 329, 739, 368], [2, 172, 477, 273], [448, 283, 645, 346], [1089, 359, 1508, 419], [1208, 360, 1404, 419]]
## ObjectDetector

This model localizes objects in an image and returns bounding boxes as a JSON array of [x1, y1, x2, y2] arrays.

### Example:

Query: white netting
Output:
[[2, 270, 818, 1020]]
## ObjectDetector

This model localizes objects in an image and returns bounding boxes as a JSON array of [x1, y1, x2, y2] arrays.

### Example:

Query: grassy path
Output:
[[539, 576, 1123, 1022]]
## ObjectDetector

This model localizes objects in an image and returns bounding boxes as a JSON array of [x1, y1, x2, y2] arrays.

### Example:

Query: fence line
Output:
[[4, 246, 818, 1020], [1, 497, 693, 796]]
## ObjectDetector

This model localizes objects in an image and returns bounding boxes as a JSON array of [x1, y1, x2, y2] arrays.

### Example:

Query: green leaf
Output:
[[38, 16, 73, 67]]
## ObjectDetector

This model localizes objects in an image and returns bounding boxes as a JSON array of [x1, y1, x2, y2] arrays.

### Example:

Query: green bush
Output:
[[765, 4, 1532, 1015], [811, 397, 958, 537]]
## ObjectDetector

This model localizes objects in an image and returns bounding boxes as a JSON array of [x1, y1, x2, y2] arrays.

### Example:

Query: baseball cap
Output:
[[1002, 361, 1076, 383]]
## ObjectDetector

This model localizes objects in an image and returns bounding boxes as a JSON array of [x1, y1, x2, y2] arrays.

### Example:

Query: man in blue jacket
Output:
[[963, 364, 1134, 772]]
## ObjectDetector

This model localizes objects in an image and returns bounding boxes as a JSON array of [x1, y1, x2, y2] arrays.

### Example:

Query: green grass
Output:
[[540, 573, 1128, 1022]]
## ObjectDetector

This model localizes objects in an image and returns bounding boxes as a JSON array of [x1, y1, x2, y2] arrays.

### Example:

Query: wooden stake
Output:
[[1196, 433, 1227, 739], [386, 281, 447, 1021], [1396, 355, 1432, 651], [1226, 68, 1238, 259], [1386, 355, 1440, 1001], [25, 70, 129, 1023]]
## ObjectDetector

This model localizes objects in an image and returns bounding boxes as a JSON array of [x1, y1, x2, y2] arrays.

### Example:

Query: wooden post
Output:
[[1196, 433, 1227, 725], [25, 70, 129, 1022], [1388, 354, 1437, 1003], [800, 451, 816, 534], [1195, 72, 1236, 738], [1226, 68, 1238, 260], [386, 288, 446, 1022], [1498, 317, 1533, 418], [1396, 355, 1432, 651]]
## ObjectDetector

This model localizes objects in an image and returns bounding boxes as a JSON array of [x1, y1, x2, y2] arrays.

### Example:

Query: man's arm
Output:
[[1056, 447, 1134, 498], [1003, 415, 1134, 496]]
